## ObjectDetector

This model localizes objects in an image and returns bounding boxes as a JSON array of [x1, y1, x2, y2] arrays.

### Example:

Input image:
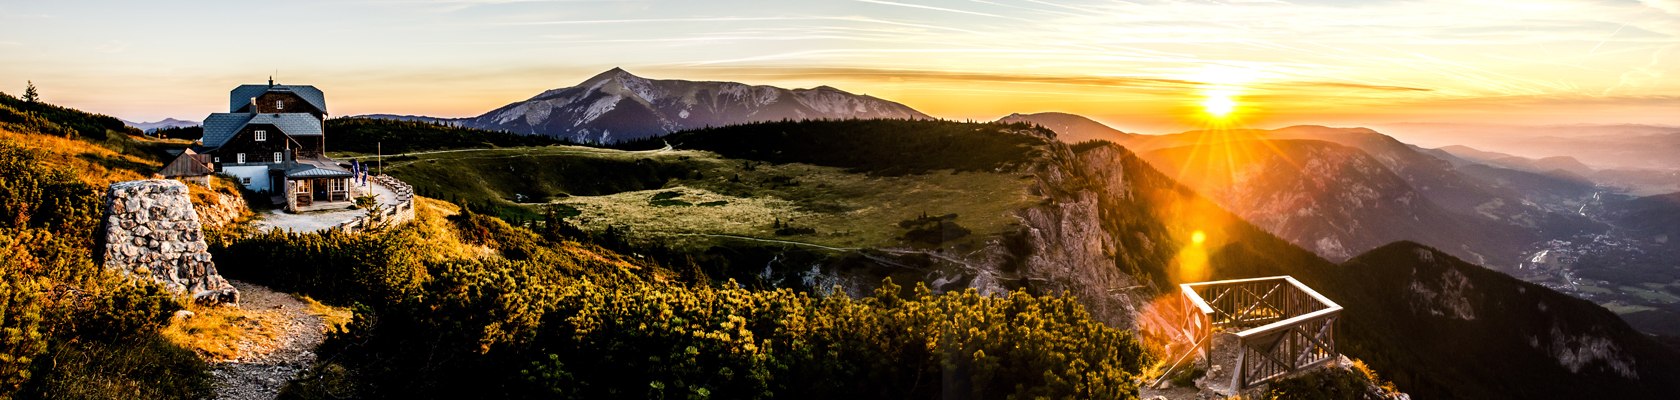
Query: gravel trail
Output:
[[210, 280, 329, 400]]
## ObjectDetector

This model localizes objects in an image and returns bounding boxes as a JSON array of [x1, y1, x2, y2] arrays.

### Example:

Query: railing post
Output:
[[1232, 338, 1246, 390]]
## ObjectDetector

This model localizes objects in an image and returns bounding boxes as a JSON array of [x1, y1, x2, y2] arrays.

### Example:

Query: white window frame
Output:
[[241, 177, 251, 185], [273, 151, 283, 163], [275, 100, 284, 110], [254, 130, 267, 142], [236, 153, 246, 164]]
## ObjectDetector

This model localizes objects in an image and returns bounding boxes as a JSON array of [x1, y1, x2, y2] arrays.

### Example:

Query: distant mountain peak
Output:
[[462, 70, 931, 143], [122, 117, 201, 133], [592, 66, 631, 78]]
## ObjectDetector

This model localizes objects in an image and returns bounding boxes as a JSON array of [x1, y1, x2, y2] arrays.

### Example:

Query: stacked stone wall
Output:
[[102, 179, 238, 304]]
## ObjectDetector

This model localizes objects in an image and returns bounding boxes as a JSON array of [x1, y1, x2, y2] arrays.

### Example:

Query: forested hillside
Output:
[[620, 119, 1050, 176], [327, 117, 567, 155], [0, 92, 212, 399]]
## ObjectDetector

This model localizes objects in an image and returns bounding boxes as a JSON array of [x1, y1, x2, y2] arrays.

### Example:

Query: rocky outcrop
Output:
[[102, 179, 238, 304], [192, 184, 249, 230], [1009, 143, 1164, 328]]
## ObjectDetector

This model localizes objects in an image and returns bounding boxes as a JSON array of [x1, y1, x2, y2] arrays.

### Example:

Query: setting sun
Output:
[[1202, 93, 1237, 118]]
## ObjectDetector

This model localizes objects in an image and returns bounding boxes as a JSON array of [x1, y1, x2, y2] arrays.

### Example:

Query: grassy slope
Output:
[[384, 121, 1043, 252], [0, 93, 218, 399]]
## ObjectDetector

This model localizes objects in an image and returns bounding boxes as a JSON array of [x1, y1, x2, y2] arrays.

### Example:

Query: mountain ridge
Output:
[[377, 68, 932, 143], [995, 112, 1133, 143], [122, 117, 199, 133]]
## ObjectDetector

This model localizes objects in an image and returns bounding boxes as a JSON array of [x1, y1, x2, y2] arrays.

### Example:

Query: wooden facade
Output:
[[211, 124, 306, 164], [197, 81, 353, 213]]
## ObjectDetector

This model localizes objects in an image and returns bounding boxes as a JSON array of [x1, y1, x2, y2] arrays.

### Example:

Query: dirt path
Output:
[[210, 281, 331, 400]]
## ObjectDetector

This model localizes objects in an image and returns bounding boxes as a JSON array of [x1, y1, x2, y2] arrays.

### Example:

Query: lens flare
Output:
[[1202, 93, 1236, 118]]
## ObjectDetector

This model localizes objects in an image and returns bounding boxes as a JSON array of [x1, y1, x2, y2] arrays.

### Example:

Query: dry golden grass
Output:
[[0, 127, 159, 186], [299, 295, 353, 333], [409, 196, 497, 261], [160, 303, 288, 362]]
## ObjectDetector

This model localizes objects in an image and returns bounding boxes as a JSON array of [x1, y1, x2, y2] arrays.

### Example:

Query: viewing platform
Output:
[[1163, 276, 1343, 395]]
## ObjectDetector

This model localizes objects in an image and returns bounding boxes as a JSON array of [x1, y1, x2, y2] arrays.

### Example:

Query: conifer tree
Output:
[[21, 81, 38, 103]]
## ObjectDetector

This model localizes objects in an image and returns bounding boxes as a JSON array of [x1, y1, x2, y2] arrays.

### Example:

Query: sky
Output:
[[1, 0, 1677, 133]]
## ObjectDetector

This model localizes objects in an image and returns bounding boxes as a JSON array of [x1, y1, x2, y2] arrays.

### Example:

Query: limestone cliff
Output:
[[101, 179, 238, 304], [1006, 143, 1176, 328]]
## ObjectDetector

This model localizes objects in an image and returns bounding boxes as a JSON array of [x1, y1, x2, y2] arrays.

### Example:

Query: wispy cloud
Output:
[[854, 0, 1013, 19], [690, 66, 1431, 93], [497, 16, 832, 26]]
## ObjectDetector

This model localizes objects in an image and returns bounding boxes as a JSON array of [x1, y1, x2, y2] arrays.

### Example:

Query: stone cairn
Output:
[[102, 179, 239, 304]]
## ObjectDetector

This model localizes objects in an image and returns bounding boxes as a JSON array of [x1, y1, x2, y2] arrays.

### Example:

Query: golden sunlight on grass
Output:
[[0, 128, 157, 186], [162, 303, 287, 362], [412, 197, 498, 261], [300, 295, 354, 333]]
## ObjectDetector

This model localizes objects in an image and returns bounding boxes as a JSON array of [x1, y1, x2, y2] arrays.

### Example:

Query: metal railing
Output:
[[1180, 276, 1342, 389]]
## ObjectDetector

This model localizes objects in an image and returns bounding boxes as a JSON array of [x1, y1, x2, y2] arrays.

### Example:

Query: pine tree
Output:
[[22, 81, 38, 103]]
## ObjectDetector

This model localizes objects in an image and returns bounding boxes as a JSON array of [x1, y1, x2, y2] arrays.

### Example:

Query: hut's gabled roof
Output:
[[230, 84, 327, 114], [159, 148, 213, 177]]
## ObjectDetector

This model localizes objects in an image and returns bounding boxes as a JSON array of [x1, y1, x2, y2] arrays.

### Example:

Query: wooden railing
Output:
[[1180, 276, 1342, 389], [330, 175, 416, 233]]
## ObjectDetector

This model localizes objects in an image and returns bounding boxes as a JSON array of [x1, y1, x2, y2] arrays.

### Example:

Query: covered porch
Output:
[[283, 159, 359, 213]]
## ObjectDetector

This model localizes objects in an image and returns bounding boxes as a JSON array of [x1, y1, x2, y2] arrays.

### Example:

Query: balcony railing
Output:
[[1180, 276, 1342, 389]]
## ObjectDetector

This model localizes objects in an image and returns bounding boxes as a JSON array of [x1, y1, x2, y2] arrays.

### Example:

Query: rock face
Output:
[[102, 179, 238, 304], [193, 185, 249, 231]]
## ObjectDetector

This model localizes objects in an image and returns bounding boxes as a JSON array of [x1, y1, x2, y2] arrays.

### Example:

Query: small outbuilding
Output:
[[159, 148, 214, 186]]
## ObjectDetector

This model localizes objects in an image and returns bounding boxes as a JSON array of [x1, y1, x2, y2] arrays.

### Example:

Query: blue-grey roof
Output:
[[252, 113, 324, 136], [200, 112, 323, 149], [286, 166, 353, 179], [286, 158, 352, 178], [201, 113, 254, 149], [230, 84, 327, 114]]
